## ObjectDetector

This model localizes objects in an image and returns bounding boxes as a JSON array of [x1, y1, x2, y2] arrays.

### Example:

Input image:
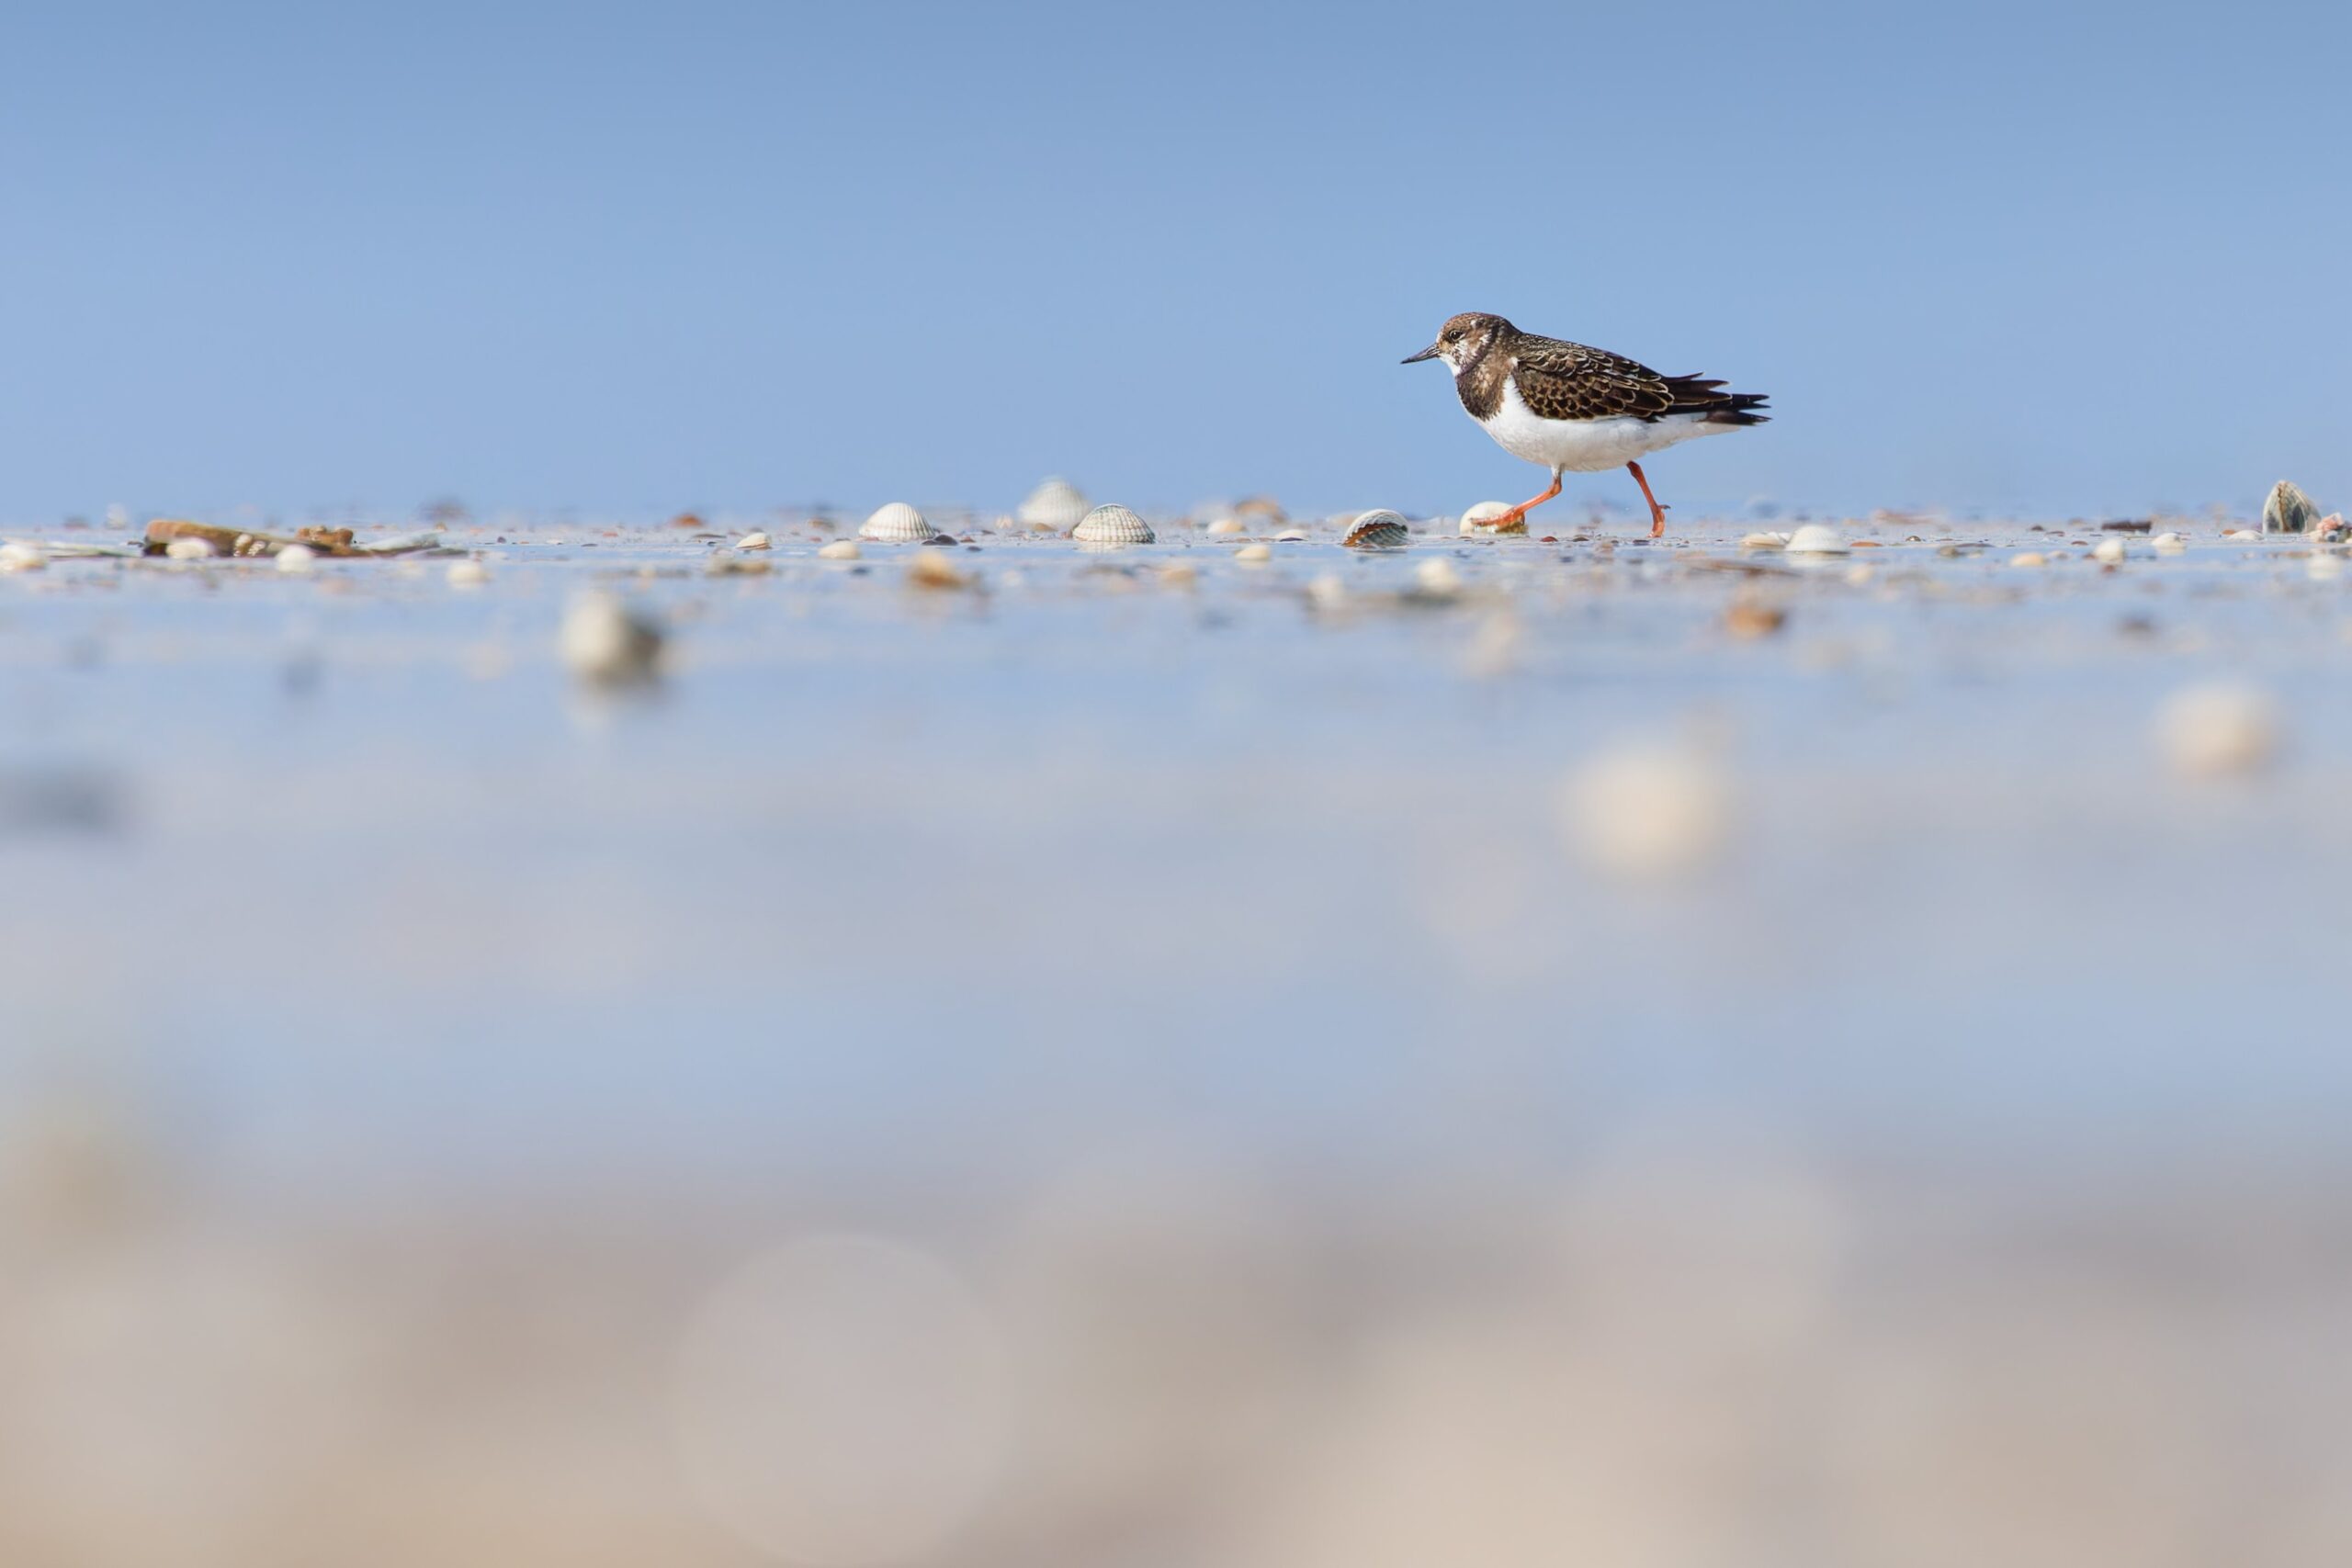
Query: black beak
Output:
[[1401, 344, 1441, 365]]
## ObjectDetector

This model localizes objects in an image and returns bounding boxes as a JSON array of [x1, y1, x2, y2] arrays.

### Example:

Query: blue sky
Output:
[[3, 1, 2345, 522]]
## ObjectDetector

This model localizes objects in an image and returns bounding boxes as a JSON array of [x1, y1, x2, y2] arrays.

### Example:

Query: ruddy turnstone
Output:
[[1403, 312, 1768, 537]]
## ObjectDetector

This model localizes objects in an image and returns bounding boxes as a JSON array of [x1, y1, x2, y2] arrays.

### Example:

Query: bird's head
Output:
[[1402, 312, 1510, 372]]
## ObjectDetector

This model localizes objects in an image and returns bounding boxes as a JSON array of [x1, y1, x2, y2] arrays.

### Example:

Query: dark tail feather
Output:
[[1665, 373, 1770, 426]]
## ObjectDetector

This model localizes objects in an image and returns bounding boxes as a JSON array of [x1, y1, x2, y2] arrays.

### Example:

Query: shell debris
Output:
[[560, 593, 664, 685], [1341, 510, 1410, 549], [1458, 502, 1526, 536], [818, 540, 862, 561], [2155, 682, 2279, 778], [1017, 477, 1091, 532], [860, 502, 938, 543], [2263, 479, 2320, 536], [1072, 503, 1155, 546], [1739, 531, 1791, 550]]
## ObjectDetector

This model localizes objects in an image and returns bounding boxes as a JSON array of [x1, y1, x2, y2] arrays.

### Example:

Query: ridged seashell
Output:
[[2263, 479, 2320, 536], [860, 502, 937, 543], [1072, 503, 1154, 545], [560, 593, 663, 684], [1459, 502, 1524, 536], [1783, 524, 1849, 556], [818, 540, 861, 560], [1018, 477, 1091, 531], [1341, 510, 1409, 549]]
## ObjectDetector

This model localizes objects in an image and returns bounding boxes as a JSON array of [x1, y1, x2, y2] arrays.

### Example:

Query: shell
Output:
[[735, 531, 772, 551], [164, 537, 216, 560], [1560, 744, 1734, 884], [2092, 537, 2128, 565], [1414, 558, 1462, 595], [1233, 543, 1272, 563], [447, 558, 491, 588], [560, 593, 663, 684], [1783, 524, 1849, 556], [1072, 503, 1155, 545], [860, 502, 937, 543], [0, 542, 47, 572], [275, 544, 317, 573], [2263, 479, 2320, 535], [818, 540, 862, 561], [907, 550, 972, 591], [1017, 477, 1091, 531], [2151, 531, 2188, 553], [2010, 551, 2048, 568], [1204, 517, 1245, 536], [1341, 510, 1410, 549], [1459, 502, 1524, 536], [2156, 682, 2279, 777]]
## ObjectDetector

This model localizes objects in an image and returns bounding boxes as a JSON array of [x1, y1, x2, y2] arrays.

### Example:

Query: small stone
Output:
[[2156, 682, 2279, 778], [560, 593, 663, 684], [1234, 543, 1272, 563], [818, 540, 862, 560], [275, 544, 317, 573], [2092, 537, 2128, 565], [164, 537, 215, 560], [1783, 524, 1848, 555], [735, 531, 772, 551], [447, 558, 490, 588]]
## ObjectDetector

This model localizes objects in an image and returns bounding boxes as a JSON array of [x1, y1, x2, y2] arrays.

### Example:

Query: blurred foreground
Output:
[[3, 505, 2349, 1564]]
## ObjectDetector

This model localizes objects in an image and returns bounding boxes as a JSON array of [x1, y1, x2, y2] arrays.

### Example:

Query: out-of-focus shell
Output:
[[1018, 478, 1091, 531], [735, 531, 772, 551], [860, 502, 938, 543], [560, 593, 663, 684], [1204, 517, 1245, 536], [1234, 496, 1286, 524], [1783, 524, 1849, 556], [1459, 502, 1524, 536], [2151, 532, 2188, 553], [164, 537, 216, 560], [0, 542, 47, 572], [1072, 503, 1155, 545], [2264, 479, 2320, 535], [1341, 510, 1410, 549], [818, 540, 862, 560]]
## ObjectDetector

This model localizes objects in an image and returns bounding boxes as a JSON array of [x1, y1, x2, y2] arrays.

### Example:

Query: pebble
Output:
[[164, 537, 216, 560], [1783, 524, 1848, 556], [2156, 682, 2279, 778], [818, 540, 862, 560], [735, 531, 772, 551], [2010, 551, 2048, 568], [2092, 537, 2128, 565], [2152, 532, 2188, 554], [275, 544, 317, 573], [1414, 558, 1462, 595], [1560, 743, 1733, 883], [1234, 543, 1272, 564], [447, 558, 491, 588], [560, 593, 663, 684]]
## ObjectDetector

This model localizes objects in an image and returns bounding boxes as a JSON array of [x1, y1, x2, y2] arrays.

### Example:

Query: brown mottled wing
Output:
[[1509, 335, 1676, 422], [1510, 334, 1771, 426]]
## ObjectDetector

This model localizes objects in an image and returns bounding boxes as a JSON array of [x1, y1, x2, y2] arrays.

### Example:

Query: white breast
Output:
[[1473, 378, 1735, 473]]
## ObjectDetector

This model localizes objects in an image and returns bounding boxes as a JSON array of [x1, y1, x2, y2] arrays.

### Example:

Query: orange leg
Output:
[[1487, 468, 1564, 533], [1627, 461, 1668, 538]]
